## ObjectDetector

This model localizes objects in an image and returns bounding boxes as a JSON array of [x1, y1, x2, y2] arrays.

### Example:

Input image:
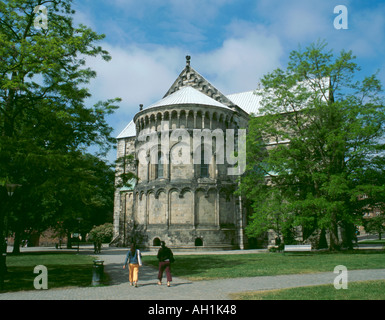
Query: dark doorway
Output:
[[153, 237, 161, 246]]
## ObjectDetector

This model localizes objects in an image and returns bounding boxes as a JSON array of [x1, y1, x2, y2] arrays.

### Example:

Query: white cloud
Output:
[[84, 43, 186, 139], [86, 44, 183, 111], [83, 20, 284, 138], [76, 0, 385, 143], [195, 24, 283, 94]]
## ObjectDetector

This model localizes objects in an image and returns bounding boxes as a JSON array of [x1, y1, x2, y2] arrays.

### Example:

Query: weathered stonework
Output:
[[113, 58, 250, 250]]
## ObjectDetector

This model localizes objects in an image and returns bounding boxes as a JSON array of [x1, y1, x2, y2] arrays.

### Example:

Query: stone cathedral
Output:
[[113, 56, 262, 250]]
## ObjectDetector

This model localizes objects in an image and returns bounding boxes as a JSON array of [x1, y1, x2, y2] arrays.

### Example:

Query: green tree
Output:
[[88, 223, 113, 243], [364, 215, 385, 240], [88, 223, 113, 253], [241, 41, 385, 250], [0, 0, 119, 281], [41, 152, 116, 249]]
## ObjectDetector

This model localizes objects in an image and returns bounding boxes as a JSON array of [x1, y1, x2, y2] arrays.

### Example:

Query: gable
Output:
[[163, 56, 235, 108]]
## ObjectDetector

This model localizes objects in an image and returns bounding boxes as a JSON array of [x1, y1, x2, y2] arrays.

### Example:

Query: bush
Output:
[[88, 223, 113, 243]]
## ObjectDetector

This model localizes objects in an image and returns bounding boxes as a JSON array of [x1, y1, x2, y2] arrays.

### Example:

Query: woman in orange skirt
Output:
[[123, 244, 142, 287]]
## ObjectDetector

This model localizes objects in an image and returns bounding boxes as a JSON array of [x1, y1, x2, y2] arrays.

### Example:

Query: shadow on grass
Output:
[[1, 251, 99, 293], [3, 265, 94, 293], [142, 249, 385, 280], [142, 255, 246, 280]]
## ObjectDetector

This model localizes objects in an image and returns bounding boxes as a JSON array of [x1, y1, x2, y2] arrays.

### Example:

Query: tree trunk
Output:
[[12, 230, 21, 254], [66, 231, 72, 249], [329, 212, 340, 251], [318, 228, 328, 249]]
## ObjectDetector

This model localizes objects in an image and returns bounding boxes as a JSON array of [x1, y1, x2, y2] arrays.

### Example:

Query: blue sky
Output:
[[70, 0, 385, 162]]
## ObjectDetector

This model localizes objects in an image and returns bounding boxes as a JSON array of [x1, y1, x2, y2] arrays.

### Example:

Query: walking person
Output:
[[123, 243, 142, 287], [157, 241, 174, 287]]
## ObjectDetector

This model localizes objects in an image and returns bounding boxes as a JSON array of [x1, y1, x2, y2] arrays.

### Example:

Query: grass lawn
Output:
[[143, 250, 385, 280], [3, 249, 385, 295], [2, 252, 99, 293], [231, 280, 385, 300]]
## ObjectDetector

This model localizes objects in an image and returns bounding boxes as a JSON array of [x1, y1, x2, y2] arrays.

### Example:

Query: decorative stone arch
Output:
[[218, 114, 224, 129], [163, 111, 170, 131], [155, 188, 167, 199], [225, 115, 230, 129], [137, 117, 143, 132], [170, 110, 178, 129], [169, 187, 193, 225], [180, 187, 192, 198], [219, 186, 234, 202], [179, 109, 187, 128], [149, 113, 156, 131], [195, 187, 216, 226], [218, 186, 236, 227], [187, 110, 194, 128], [156, 112, 163, 131], [195, 110, 203, 129], [148, 189, 167, 225], [195, 187, 208, 197], [135, 191, 146, 225], [168, 187, 181, 197], [229, 115, 235, 128], [212, 112, 218, 129]]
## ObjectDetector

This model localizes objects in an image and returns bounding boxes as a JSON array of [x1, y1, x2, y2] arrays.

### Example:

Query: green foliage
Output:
[[364, 215, 385, 240], [0, 0, 119, 247], [241, 40, 385, 250], [88, 223, 113, 243]]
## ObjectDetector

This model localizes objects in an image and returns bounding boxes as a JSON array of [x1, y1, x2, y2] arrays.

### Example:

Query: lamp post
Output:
[[0, 183, 21, 290]]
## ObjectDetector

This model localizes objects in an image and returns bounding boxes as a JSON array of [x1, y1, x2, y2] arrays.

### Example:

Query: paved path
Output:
[[0, 246, 384, 300]]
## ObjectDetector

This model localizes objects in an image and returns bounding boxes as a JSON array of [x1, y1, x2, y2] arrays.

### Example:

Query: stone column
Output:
[[166, 189, 170, 229], [215, 189, 220, 228], [192, 190, 196, 229]]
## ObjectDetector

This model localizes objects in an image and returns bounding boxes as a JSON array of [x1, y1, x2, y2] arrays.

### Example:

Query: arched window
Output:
[[195, 238, 203, 246], [153, 237, 161, 246], [157, 151, 164, 178], [200, 146, 209, 178]]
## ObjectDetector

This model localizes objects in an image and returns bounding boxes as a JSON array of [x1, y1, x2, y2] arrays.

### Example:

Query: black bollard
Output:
[[91, 260, 104, 286]]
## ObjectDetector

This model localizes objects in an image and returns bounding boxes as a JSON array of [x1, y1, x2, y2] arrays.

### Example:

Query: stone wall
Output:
[[114, 100, 249, 249]]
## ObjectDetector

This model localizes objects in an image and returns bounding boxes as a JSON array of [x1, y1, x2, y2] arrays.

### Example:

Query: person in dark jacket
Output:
[[157, 241, 174, 287]]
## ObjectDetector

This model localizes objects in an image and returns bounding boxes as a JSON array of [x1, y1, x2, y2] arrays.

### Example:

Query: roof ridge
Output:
[[163, 56, 235, 107], [116, 119, 136, 139], [146, 85, 228, 110]]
